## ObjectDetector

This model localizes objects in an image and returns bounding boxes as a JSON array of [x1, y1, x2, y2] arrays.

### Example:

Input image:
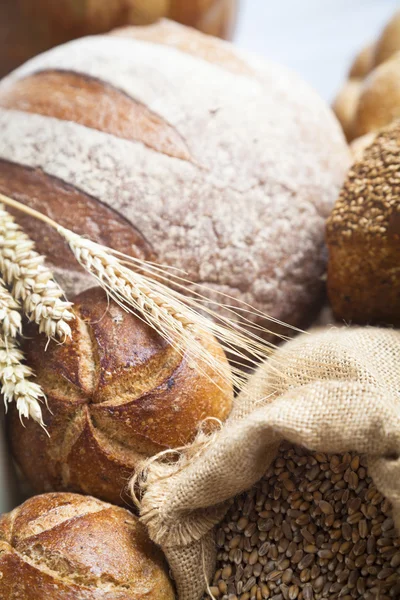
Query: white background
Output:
[[234, 0, 399, 101]]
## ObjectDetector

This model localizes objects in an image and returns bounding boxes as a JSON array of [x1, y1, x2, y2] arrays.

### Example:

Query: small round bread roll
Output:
[[9, 287, 233, 504], [326, 120, 400, 326], [0, 492, 175, 599], [374, 9, 400, 67], [348, 43, 375, 79], [332, 79, 362, 141], [352, 52, 400, 138], [168, 0, 238, 39]]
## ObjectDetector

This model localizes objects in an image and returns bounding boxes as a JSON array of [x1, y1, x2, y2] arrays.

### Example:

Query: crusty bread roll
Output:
[[0, 20, 349, 336], [332, 79, 362, 141], [352, 52, 400, 138], [326, 120, 400, 326], [0, 0, 171, 77], [348, 43, 375, 79], [168, 0, 238, 39], [0, 492, 175, 599], [9, 287, 233, 504], [374, 9, 400, 67]]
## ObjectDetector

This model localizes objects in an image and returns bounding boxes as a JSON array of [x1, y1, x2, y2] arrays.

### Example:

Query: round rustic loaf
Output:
[[0, 20, 349, 334], [326, 120, 400, 325], [0, 492, 175, 599], [352, 52, 400, 139], [9, 287, 233, 504]]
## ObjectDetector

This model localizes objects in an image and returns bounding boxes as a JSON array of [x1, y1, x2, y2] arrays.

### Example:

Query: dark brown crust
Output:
[[0, 70, 194, 161], [9, 288, 233, 505], [0, 159, 155, 273], [0, 492, 175, 599]]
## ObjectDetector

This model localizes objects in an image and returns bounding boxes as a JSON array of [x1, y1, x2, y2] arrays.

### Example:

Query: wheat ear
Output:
[[0, 277, 46, 426], [0, 193, 296, 393], [0, 205, 74, 340]]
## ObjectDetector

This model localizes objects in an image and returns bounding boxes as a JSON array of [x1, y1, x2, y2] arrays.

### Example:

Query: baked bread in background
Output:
[[8, 287, 233, 504], [333, 9, 400, 141], [0, 492, 175, 599], [326, 120, 400, 326], [352, 53, 400, 138], [0, 0, 238, 77], [0, 20, 349, 337]]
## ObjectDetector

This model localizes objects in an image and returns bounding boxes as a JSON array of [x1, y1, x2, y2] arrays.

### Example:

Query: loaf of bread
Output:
[[0, 20, 349, 336], [332, 79, 362, 141], [9, 287, 233, 504], [326, 120, 400, 325], [348, 43, 375, 79], [352, 53, 400, 139], [168, 0, 238, 39], [0, 492, 175, 599], [0, 1, 239, 76], [374, 9, 400, 67]]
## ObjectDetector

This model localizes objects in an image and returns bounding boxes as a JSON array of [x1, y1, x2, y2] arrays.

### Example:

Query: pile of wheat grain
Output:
[[206, 442, 400, 600]]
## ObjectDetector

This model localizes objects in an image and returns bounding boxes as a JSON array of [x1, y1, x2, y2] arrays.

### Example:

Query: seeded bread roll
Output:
[[352, 53, 400, 139], [0, 20, 349, 337], [9, 287, 233, 504], [0, 492, 175, 599], [326, 120, 400, 325]]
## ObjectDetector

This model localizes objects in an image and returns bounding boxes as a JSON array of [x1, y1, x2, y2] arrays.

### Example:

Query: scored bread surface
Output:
[[0, 21, 349, 332]]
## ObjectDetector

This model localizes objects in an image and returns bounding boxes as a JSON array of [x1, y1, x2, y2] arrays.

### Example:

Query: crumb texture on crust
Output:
[[0, 493, 175, 599]]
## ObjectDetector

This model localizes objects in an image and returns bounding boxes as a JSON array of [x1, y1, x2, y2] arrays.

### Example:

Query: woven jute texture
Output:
[[136, 327, 400, 600]]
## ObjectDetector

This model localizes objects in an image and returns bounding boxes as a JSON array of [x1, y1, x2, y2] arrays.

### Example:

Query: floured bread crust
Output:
[[0, 20, 350, 332]]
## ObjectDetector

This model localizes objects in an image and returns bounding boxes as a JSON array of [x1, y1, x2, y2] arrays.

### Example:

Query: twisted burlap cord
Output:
[[136, 327, 400, 600]]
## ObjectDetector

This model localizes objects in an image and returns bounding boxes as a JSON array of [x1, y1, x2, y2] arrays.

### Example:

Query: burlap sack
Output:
[[135, 326, 400, 600]]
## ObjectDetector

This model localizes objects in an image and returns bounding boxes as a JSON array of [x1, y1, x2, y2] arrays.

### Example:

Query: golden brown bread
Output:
[[348, 43, 375, 79], [374, 9, 400, 67], [0, 492, 175, 599], [332, 79, 362, 141], [8, 287, 233, 504], [326, 120, 400, 325], [168, 0, 238, 40], [352, 52, 400, 139]]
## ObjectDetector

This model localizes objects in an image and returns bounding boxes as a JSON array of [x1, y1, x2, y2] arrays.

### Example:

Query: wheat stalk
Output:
[[0, 277, 45, 426], [0, 193, 296, 394], [0, 205, 74, 340]]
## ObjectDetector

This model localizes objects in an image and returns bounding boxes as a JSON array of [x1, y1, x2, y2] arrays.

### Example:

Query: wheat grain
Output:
[[206, 443, 400, 600], [0, 205, 74, 340], [0, 193, 295, 394]]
